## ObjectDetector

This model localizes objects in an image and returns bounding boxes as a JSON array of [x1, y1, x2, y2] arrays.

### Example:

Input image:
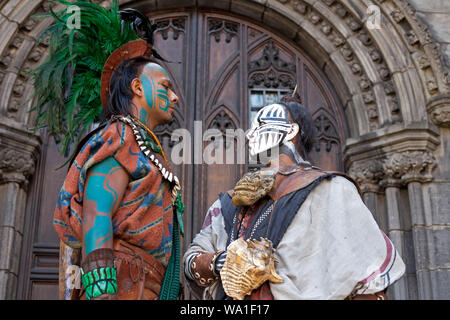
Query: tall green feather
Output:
[[30, 0, 139, 158]]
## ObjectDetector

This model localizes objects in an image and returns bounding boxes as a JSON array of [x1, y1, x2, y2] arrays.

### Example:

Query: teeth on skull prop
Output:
[[247, 104, 296, 157], [220, 237, 283, 300]]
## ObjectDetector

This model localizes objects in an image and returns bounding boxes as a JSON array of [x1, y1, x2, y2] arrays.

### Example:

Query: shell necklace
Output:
[[114, 115, 181, 198]]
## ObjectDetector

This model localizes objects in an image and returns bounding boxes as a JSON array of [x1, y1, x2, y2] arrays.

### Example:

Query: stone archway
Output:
[[0, 0, 448, 299]]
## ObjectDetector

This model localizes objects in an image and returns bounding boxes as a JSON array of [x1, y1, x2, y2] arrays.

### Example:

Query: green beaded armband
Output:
[[81, 266, 118, 300]]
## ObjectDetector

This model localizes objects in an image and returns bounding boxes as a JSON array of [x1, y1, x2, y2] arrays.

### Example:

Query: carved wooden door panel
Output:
[[19, 9, 347, 299], [186, 11, 348, 236]]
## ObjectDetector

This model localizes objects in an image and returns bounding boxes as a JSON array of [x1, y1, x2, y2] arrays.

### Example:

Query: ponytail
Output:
[[280, 93, 315, 157]]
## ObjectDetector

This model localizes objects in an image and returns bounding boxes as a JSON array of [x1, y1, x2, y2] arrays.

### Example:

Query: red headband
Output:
[[100, 39, 153, 109]]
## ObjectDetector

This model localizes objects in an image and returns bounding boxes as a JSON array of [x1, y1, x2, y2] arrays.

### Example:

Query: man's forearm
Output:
[[185, 251, 225, 287], [81, 156, 128, 299]]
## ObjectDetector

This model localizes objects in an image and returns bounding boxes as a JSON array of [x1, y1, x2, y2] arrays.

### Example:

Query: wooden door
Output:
[[148, 10, 348, 240], [18, 8, 347, 299]]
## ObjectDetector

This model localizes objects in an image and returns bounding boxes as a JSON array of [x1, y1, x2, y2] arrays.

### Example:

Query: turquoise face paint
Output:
[[140, 108, 150, 124], [140, 75, 156, 110], [140, 63, 173, 114], [156, 88, 170, 112], [151, 63, 170, 79]]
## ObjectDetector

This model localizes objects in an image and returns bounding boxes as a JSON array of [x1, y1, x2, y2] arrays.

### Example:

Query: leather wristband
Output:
[[81, 248, 118, 300], [191, 251, 224, 287]]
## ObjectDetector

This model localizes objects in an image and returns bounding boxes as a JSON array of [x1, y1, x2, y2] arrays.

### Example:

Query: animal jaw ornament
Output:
[[220, 237, 283, 300], [231, 170, 275, 207]]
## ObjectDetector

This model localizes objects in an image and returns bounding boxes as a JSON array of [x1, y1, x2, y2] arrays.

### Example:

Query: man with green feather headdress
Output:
[[31, 0, 185, 300]]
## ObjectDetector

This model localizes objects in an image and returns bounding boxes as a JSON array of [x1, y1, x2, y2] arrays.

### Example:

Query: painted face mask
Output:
[[246, 103, 299, 157]]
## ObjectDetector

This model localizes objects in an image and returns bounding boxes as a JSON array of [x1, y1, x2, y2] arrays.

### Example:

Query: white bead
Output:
[[168, 172, 173, 182], [150, 154, 155, 161]]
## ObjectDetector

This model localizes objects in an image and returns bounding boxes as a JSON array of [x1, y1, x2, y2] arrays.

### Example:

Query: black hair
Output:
[[101, 56, 158, 121], [279, 93, 316, 158]]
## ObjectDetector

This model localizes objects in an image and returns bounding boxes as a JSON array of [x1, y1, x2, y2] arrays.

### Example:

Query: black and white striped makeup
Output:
[[246, 103, 298, 157]]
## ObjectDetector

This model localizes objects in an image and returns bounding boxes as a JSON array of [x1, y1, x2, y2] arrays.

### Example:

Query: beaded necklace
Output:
[[113, 115, 185, 237], [133, 117, 169, 164], [113, 116, 180, 193]]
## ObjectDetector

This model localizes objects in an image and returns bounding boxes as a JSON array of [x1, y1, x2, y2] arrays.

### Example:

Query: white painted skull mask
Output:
[[247, 103, 299, 157]]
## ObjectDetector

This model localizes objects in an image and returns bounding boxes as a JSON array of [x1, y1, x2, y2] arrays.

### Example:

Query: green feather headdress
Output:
[[30, 0, 154, 157]]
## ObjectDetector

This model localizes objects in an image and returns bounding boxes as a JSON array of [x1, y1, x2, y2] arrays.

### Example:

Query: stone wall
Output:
[[404, 0, 450, 299], [409, 0, 450, 68]]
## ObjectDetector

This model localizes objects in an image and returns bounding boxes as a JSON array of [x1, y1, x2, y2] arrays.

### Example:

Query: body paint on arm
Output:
[[84, 215, 113, 256], [82, 157, 129, 257]]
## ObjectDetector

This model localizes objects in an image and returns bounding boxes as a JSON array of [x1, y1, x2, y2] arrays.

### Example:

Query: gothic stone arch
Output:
[[0, 0, 449, 299]]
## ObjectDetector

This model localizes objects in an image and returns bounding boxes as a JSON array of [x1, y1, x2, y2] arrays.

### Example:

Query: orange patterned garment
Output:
[[53, 120, 174, 266]]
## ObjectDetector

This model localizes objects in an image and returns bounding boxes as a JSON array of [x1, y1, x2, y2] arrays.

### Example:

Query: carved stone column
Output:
[[383, 151, 437, 300], [348, 159, 384, 227], [0, 123, 40, 299], [382, 153, 412, 300], [344, 117, 444, 298], [400, 151, 436, 300]]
